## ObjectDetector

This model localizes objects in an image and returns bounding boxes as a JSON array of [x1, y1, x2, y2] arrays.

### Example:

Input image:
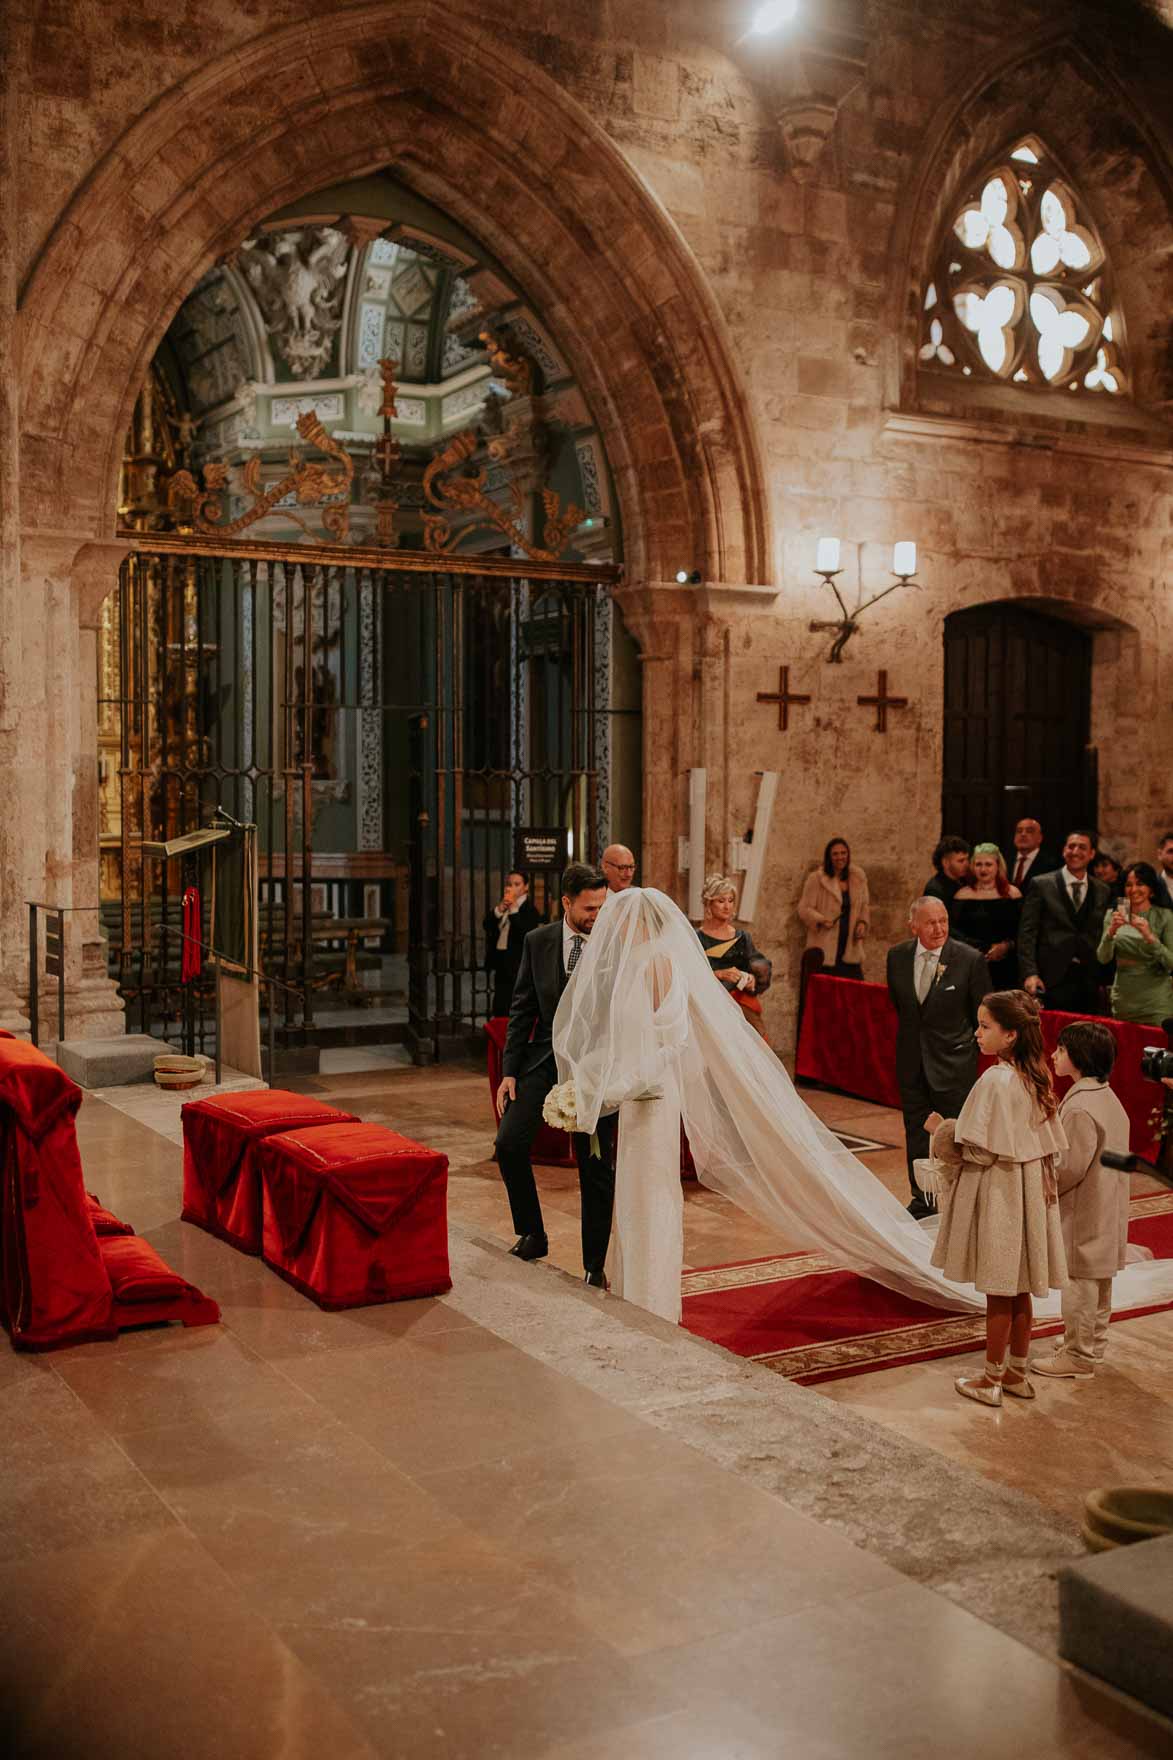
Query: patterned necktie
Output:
[[568, 934, 584, 973], [1072, 881, 1084, 912]]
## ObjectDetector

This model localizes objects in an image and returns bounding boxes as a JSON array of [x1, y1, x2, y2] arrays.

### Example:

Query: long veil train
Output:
[[554, 886, 1173, 1319]]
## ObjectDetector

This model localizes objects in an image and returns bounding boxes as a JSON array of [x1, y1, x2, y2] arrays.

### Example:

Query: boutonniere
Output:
[[934, 963, 948, 986]]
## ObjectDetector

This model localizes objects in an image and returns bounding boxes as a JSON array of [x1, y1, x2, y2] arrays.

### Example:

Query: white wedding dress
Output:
[[553, 886, 1173, 1325]]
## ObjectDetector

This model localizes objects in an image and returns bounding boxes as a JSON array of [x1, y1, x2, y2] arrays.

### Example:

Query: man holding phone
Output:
[[494, 862, 616, 1286], [1017, 830, 1110, 1014]]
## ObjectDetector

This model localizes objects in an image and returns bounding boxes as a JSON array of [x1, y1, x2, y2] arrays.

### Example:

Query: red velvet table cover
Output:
[[484, 1019, 697, 1177], [180, 1089, 358, 1254], [257, 1120, 451, 1309], [796, 974, 1165, 1158]]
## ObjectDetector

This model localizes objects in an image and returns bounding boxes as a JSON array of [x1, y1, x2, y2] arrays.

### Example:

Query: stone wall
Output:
[[4, 0, 1172, 1046]]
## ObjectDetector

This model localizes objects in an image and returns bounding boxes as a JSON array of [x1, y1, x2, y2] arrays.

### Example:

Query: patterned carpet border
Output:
[[681, 1192, 1173, 1386]]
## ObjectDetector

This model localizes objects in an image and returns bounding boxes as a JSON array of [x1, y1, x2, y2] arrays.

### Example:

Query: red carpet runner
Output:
[[681, 1193, 1173, 1385]]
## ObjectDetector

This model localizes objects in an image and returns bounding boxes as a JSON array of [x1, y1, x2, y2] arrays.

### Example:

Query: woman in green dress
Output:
[[1096, 861, 1173, 1026]]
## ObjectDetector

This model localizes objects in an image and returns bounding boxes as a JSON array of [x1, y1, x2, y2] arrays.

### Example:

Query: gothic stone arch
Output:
[[18, 4, 770, 589]]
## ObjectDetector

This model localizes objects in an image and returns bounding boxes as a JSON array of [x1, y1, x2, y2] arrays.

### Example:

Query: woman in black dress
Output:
[[950, 843, 1022, 991], [696, 874, 772, 1039]]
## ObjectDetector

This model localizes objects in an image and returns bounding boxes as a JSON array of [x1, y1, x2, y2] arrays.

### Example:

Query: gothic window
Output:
[[919, 138, 1125, 396]]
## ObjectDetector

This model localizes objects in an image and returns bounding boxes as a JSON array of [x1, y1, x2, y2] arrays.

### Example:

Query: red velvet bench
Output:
[[256, 1120, 451, 1310], [181, 1090, 358, 1255]]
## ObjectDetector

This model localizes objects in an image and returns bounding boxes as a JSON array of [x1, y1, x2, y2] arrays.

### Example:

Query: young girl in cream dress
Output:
[[927, 989, 1068, 1407]]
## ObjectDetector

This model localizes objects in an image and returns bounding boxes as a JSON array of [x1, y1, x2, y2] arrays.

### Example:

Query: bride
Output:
[[553, 885, 1173, 1326]]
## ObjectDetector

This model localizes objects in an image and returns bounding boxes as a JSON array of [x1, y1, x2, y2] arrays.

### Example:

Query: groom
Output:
[[495, 862, 617, 1286]]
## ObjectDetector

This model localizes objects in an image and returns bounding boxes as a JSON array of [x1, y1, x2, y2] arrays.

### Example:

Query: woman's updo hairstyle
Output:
[[701, 874, 738, 906]]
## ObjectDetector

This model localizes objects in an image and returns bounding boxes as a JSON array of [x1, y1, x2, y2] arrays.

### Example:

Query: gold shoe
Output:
[[955, 1374, 1002, 1408], [1002, 1372, 1036, 1400]]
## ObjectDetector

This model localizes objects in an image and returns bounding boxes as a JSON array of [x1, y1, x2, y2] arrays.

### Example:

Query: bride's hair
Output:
[[981, 988, 1058, 1119]]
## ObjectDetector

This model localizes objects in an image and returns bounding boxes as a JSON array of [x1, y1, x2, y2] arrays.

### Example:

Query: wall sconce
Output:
[[674, 569, 703, 585], [810, 538, 918, 663]]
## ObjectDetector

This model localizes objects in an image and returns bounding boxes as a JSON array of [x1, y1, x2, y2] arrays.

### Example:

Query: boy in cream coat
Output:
[[1033, 1020, 1132, 1379]]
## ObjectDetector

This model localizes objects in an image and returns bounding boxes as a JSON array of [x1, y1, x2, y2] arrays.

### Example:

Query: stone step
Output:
[[1058, 1532, 1173, 1721], [56, 1034, 172, 1089]]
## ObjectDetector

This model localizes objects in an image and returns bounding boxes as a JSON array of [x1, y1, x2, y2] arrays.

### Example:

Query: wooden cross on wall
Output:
[[756, 666, 811, 732], [857, 670, 909, 733]]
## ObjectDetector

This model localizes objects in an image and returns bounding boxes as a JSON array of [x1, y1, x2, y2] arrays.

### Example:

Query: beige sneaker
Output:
[[1031, 1350, 1094, 1379]]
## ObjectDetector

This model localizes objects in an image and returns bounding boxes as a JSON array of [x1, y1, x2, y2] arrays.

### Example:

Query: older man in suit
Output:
[[1017, 829, 1110, 1015], [494, 861, 616, 1286], [888, 895, 989, 1219]]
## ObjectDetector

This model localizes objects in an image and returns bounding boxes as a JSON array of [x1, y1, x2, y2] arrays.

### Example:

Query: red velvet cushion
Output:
[[181, 1089, 357, 1140], [0, 1038, 82, 1143], [259, 1122, 448, 1249], [86, 1192, 135, 1236], [99, 1234, 192, 1304]]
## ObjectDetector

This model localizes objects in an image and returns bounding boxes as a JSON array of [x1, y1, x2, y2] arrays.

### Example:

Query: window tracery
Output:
[[919, 138, 1126, 396]]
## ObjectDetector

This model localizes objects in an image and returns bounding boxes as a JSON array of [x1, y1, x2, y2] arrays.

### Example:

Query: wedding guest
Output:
[[1156, 832, 1173, 912], [495, 863, 616, 1284], [951, 843, 1022, 990], [1091, 851, 1124, 892], [924, 836, 971, 915], [797, 836, 871, 979], [887, 896, 987, 1218], [484, 869, 542, 1017], [1095, 861, 1173, 1026], [1017, 830, 1109, 1014], [697, 874, 772, 1038], [601, 843, 637, 893], [1010, 818, 1062, 891], [927, 989, 1067, 1408], [1033, 1021, 1131, 1380]]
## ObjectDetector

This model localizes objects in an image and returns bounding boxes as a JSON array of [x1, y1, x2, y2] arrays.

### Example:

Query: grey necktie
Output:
[[915, 950, 933, 1003], [568, 934, 584, 973], [1072, 881, 1084, 911]]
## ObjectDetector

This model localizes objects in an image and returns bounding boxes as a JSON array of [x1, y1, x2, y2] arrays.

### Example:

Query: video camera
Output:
[[1140, 1044, 1173, 1083]]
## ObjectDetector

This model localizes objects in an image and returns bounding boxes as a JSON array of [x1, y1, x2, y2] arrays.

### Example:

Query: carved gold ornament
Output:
[[421, 431, 584, 563], [167, 410, 354, 543]]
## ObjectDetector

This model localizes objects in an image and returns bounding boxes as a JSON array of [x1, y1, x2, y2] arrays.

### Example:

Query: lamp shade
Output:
[[815, 537, 841, 574], [892, 541, 917, 577]]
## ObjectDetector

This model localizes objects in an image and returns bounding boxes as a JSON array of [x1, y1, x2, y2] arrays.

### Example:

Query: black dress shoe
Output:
[[906, 1196, 933, 1221], [583, 1269, 608, 1289], [509, 1233, 548, 1261]]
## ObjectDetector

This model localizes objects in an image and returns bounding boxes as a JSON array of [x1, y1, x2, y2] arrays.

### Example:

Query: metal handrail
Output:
[[26, 903, 101, 1048], [116, 528, 622, 585]]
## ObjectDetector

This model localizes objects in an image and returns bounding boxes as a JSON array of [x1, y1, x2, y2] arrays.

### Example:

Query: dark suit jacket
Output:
[[501, 920, 569, 1080], [886, 937, 988, 1093], [1012, 847, 1062, 890], [1157, 872, 1173, 914], [1017, 870, 1110, 989], [483, 899, 542, 971]]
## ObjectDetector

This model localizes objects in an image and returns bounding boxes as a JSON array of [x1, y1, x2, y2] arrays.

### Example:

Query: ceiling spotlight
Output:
[[750, 0, 799, 34]]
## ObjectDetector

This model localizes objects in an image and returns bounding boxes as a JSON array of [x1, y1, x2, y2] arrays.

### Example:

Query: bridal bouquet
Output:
[[542, 1080, 580, 1134], [542, 1080, 600, 1158]]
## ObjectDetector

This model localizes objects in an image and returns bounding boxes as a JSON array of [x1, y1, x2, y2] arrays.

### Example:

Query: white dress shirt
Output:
[[1060, 867, 1089, 907]]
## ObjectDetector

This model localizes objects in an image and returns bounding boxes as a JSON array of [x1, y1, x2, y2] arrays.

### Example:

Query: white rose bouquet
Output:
[[542, 1080, 600, 1158]]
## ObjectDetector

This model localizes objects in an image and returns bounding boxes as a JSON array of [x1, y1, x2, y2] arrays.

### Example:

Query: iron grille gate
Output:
[[100, 541, 615, 1063]]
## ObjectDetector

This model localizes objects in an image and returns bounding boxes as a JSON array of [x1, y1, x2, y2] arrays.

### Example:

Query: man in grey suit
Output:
[[1018, 830, 1110, 1015], [494, 862, 616, 1286], [887, 896, 989, 1218]]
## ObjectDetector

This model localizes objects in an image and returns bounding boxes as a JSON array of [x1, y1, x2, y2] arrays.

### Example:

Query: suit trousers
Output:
[[495, 1057, 617, 1272], [1060, 1275, 1113, 1368], [899, 1069, 974, 1200]]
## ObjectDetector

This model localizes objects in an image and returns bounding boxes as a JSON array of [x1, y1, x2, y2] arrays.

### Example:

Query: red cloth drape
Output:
[[181, 887, 202, 982], [795, 973, 1166, 1158]]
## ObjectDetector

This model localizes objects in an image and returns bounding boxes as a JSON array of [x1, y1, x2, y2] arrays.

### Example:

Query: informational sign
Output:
[[515, 827, 568, 872], [44, 915, 63, 978]]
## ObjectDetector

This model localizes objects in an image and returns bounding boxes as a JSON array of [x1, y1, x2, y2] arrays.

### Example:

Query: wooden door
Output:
[[942, 603, 1093, 853]]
